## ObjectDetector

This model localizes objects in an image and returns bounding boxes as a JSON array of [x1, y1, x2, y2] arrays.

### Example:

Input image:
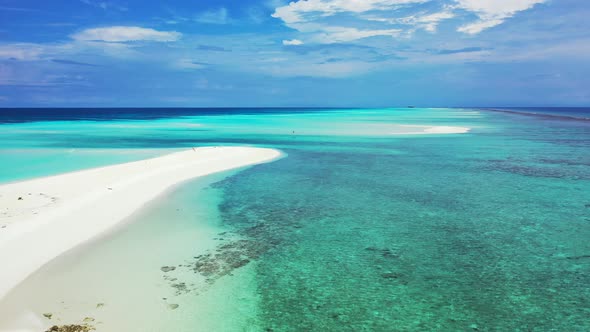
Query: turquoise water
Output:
[[0, 108, 589, 331], [0, 108, 474, 181], [0, 148, 175, 183]]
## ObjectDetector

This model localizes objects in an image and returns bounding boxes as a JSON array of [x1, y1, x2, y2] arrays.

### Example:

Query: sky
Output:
[[0, 0, 589, 107]]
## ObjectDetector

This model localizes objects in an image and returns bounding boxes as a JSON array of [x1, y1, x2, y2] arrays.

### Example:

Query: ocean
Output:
[[0, 107, 589, 331]]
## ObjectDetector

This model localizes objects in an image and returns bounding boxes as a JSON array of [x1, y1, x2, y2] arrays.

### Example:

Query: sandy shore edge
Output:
[[398, 125, 471, 134], [0, 146, 282, 301]]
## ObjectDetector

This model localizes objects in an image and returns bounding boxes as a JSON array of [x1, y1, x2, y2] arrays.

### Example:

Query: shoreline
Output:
[[397, 125, 471, 134], [0, 146, 283, 302], [0, 170, 261, 332]]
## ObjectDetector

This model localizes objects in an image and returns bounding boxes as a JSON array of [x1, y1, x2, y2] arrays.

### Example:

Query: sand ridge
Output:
[[0, 146, 282, 301]]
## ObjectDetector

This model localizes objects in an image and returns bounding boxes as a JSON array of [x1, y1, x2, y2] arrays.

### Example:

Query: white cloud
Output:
[[454, 0, 546, 16], [195, 77, 234, 90], [457, 19, 504, 34], [272, 0, 427, 43], [71, 26, 181, 42], [283, 39, 304, 46], [266, 60, 378, 78], [195, 8, 231, 24], [365, 10, 455, 33], [408, 11, 456, 32], [0, 43, 44, 60], [175, 59, 207, 70], [0, 35, 145, 64], [313, 27, 400, 43], [272, 0, 547, 43], [80, 0, 128, 12], [273, 0, 428, 24], [455, 0, 547, 34]]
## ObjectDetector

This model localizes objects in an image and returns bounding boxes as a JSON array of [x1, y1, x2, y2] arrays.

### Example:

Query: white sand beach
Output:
[[0, 146, 282, 305], [398, 125, 471, 134]]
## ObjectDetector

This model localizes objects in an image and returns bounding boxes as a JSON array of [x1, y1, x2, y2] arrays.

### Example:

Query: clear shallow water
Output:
[[0, 171, 263, 332], [0, 107, 589, 331], [0, 107, 474, 182], [0, 148, 175, 183]]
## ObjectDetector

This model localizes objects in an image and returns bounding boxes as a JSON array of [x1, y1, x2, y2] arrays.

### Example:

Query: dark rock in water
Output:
[[381, 249, 399, 259], [171, 282, 189, 295], [365, 247, 399, 259], [169, 304, 179, 310], [161, 266, 176, 273], [194, 254, 221, 277], [45, 324, 94, 332], [228, 257, 250, 269], [381, 272, 401, 279], [483, 160, 587, 179], [565, 254, 590, 260], [192, 237, 271, 282]]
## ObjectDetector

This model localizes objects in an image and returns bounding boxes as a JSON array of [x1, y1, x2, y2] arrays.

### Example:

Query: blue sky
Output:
[[0, 0, 588, 107]]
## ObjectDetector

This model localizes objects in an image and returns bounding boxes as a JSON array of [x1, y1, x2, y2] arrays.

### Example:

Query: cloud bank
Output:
[[455, 0, 547, 34], [272, 0, 548, 43], [71, 26, 181, 42]]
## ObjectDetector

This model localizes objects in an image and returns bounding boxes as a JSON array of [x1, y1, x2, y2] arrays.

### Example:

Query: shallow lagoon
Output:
[[0, 108, 589, 331]]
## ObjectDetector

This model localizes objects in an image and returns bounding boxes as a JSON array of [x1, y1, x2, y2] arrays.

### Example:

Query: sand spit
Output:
[[398, 125, 471, 134], [0, 147, 282, 302]]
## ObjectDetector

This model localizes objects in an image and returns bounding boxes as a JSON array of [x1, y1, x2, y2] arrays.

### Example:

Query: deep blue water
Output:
[[0, 108, 345, 123], [488, 107, 590, 120], [1, 107, 588, 124]]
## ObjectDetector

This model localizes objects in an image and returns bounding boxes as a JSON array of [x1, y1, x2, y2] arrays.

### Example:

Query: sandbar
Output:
[[0, 146, 282, 301]]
